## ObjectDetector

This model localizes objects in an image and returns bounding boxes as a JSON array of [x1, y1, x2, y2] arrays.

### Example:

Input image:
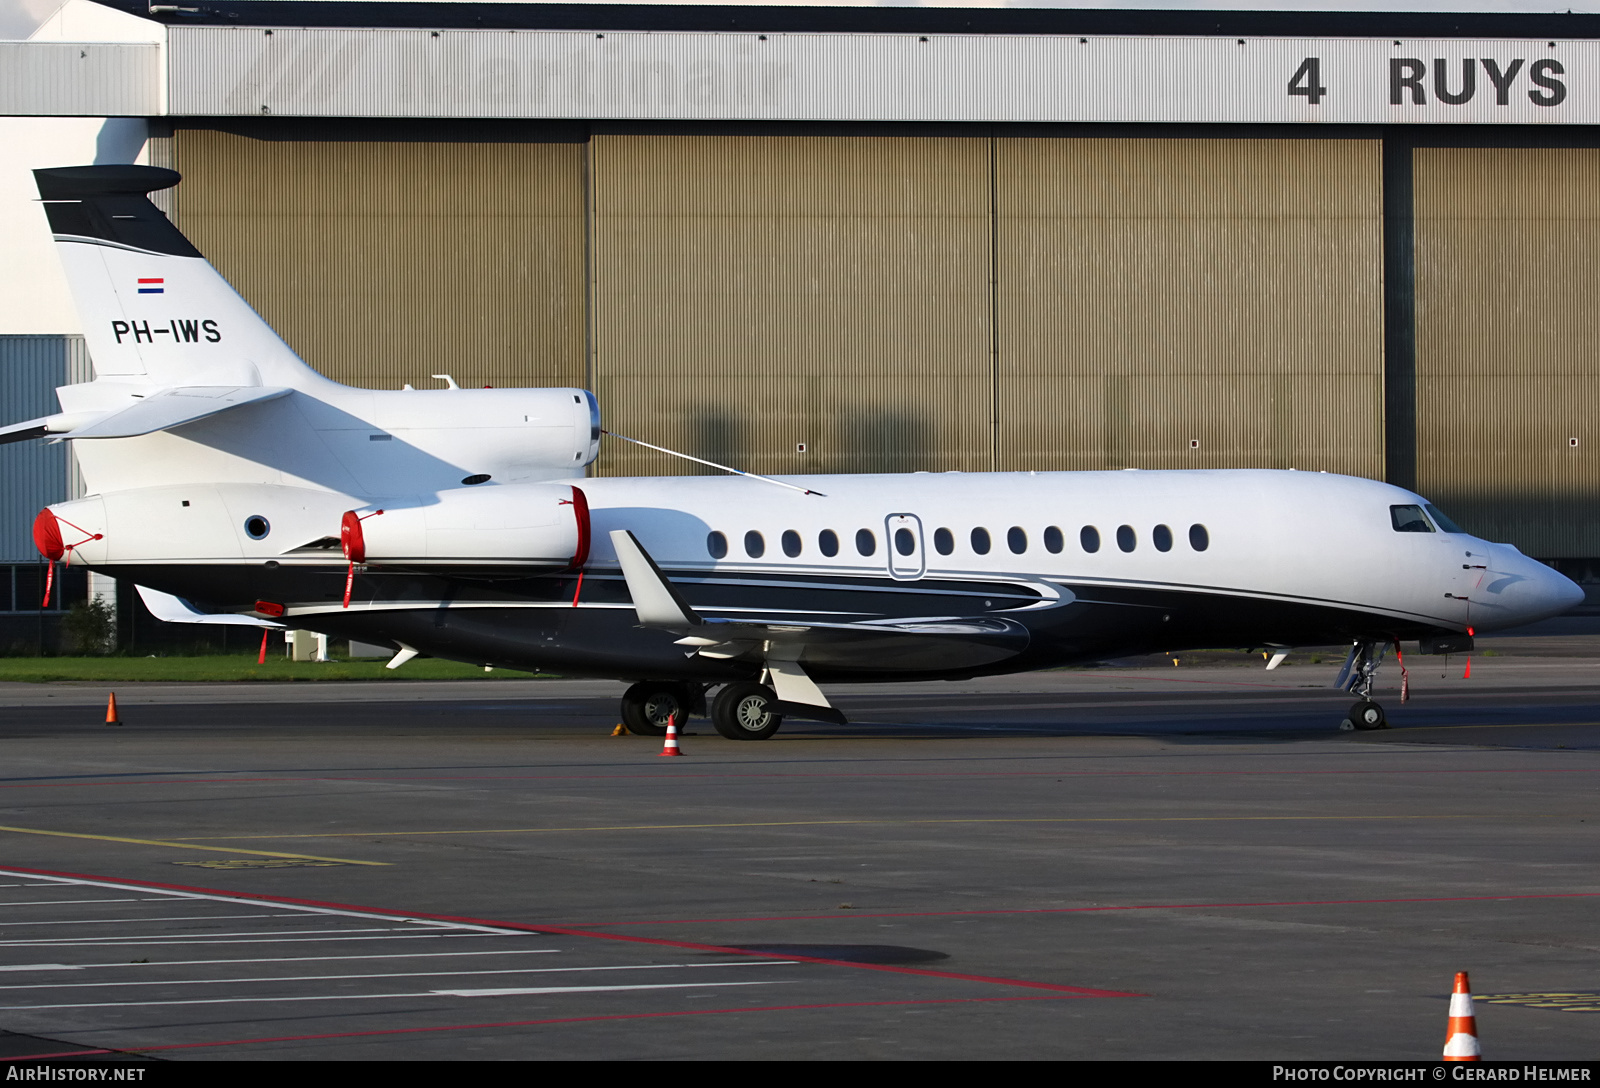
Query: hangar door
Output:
[[995, 137, 1385, 478], [1413, 147, 1600, 558], [169, 127, 588, 392], [588, 133, 995, 479]]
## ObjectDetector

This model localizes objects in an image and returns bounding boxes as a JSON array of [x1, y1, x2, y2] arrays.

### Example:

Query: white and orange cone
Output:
[[1443, 971, 1481, 1061], [104, 691, 121, 727], [658, 715, 683, 757]]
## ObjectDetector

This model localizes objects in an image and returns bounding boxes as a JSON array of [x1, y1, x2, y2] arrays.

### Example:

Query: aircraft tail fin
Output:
[[34, 166, 330, 391]]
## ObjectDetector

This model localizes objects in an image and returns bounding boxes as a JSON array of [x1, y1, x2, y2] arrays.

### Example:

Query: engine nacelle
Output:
[[343, 484, 589, 571]]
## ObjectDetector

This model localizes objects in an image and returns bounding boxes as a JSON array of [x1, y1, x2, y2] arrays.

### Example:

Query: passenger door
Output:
[[885, 513, 926, 581]]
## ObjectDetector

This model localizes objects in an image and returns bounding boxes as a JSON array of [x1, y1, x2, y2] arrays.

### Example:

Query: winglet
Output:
[[609, 530, 702, 629]]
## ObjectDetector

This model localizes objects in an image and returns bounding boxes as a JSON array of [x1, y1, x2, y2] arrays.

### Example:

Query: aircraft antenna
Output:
[[600, 430, 824, 497]]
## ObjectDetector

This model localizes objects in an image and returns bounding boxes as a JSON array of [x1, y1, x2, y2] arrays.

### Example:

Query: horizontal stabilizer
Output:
[[0, 419, 51, 446], [69, 386, 291, 439]]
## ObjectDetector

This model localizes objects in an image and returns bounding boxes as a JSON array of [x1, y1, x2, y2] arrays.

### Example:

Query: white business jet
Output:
[[4, 166, 1583, 738]]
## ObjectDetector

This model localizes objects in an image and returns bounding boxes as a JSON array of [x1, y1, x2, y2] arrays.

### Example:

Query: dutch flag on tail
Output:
[[137, 277, 164, 294]]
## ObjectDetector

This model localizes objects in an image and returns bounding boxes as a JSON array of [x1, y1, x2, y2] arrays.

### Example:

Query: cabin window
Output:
[[1425, 504, 1465, 533], [1043, 526, 1063, 554], [781, 529, 802, 558], [971, 527, 991, 555], [819, 529, 839, 557], [1390, 505, 1434, 533], [745, 530, 766, 557], [1007, 527, 1027, 554], [1189, 524, 1209, 551], [1117, 525, 1136, 552], [707, 531, 728, 559], [1080, 526, 1101, 553], [894, 527, 916, 556], [1152, 524, 1173, 552], [856, 529, 877, 556], [934, 527, 954, 555]]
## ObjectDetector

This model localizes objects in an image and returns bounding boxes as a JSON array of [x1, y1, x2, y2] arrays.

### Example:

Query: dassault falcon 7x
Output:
[[5, 166, 1583, 738]]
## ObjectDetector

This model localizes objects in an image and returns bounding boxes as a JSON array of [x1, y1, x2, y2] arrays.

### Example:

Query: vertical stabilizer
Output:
[[33, 166, 331, 391]]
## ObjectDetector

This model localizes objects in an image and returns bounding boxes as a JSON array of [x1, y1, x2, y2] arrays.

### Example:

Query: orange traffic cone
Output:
[[659, 715, 683, 757], [104, 692, 121, 727], [1443, 971, 1481, 1061]]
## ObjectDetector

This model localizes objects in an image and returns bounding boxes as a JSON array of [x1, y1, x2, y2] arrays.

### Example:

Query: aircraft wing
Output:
[[137, 586, 282, 627], [610, 530, 1031, 722]]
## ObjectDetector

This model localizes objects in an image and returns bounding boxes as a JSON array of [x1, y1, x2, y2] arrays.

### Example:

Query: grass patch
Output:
[[0, 655, 554, 683]]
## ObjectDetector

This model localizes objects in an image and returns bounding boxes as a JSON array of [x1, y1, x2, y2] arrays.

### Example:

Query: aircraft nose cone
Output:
[[1480, 551, 1587, 629]]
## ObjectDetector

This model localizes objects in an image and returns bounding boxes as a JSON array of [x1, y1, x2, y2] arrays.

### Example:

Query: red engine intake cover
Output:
[[32, 509, 63, 561], [340, 510, 365, 565], [569, 485, 590, 570]]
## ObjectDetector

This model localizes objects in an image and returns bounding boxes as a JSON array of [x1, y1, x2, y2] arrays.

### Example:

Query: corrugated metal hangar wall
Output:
[[160, 122, 1598, 559]]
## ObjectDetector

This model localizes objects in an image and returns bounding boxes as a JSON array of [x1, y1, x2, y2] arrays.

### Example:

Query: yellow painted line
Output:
[[0, 824, 388, 866], [170, 813, 1570, 842]]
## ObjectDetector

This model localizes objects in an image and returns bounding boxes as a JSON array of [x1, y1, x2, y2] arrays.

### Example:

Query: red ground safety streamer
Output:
[[257, 628, 269, 665], [571, 569, 584, 607], [1392, 637, 1410, 704]]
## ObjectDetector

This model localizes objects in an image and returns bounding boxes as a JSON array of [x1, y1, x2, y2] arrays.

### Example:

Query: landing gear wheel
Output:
[[1344, 700, 1387, 731], [712, 682, 784, 741], [620, 682, 691, 737]]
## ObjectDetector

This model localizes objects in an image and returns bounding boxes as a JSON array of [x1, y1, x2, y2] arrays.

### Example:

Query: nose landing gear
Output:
[[1336, 640, 1391, 731]]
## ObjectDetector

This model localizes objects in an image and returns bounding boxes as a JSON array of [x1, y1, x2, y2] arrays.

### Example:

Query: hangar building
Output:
[[3, 0, 1600, 643]]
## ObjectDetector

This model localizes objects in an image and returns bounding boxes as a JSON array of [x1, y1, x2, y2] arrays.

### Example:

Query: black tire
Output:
[[712, 682, 784, 740], [1349, 700, 1386, 731], [620, 682, 691, 737]]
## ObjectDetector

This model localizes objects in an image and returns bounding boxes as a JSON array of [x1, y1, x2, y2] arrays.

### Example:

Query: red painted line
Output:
[[544, 891, 1600, 928], [86, 996, 1079, 1055], [0, 867, 1138, 998], [4, 766, 1598, 790]]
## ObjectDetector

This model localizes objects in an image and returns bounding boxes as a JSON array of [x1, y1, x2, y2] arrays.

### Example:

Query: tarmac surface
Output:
[[0, 630, 1597, 1060]]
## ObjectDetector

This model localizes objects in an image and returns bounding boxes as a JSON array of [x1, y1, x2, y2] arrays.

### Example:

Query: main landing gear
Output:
[[1336, 640, 1390, 731], [619, 681, 699, 738], [618, 681, 785, 740]]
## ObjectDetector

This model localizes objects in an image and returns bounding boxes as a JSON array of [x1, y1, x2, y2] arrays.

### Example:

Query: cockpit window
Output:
[[1390, 505, 1434, 533], [1425, 504, 1465, 534]]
